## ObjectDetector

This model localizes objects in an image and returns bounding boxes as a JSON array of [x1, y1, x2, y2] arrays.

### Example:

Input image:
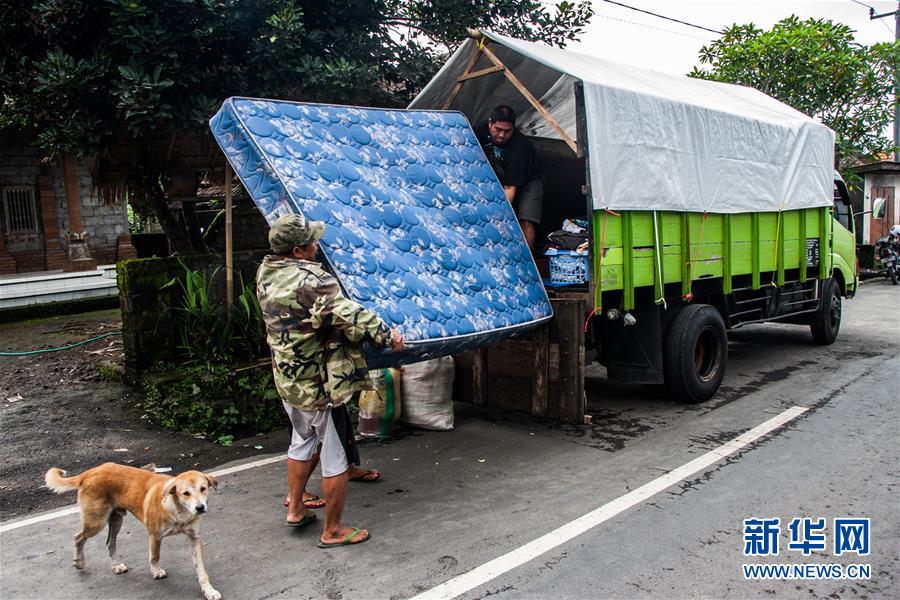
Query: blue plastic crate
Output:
[[545, 249, 588, 285]]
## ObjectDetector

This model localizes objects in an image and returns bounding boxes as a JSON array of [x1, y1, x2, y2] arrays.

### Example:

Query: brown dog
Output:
[[45, 462, 221, 600]]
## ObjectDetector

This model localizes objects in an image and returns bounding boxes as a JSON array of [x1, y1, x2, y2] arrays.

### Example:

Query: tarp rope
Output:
[[653, 211, 666, 309], [683, 211, 709, 302], [584, 208, 618, 332], [0, 330, 121, 357], [771, 209, 783, 287]]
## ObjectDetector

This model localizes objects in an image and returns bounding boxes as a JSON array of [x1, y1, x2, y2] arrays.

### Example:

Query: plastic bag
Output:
[[357, 368, 401, 439], [400, 356, 455, 431]]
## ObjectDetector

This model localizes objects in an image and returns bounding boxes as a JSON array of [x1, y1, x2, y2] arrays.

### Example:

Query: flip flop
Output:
[[316, 527, 370, 548], [349, 469, 380, 483], [303, 495, 327, 508], [285, 512, 317, 528], [283, 495, 327, 509]]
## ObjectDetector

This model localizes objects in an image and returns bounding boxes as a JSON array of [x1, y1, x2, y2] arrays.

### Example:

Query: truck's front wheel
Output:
[[810, 278, 841, 345], [663, 304, 727, 404]]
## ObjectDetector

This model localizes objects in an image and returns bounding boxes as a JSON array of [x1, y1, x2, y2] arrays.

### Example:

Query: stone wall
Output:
[[118, 250, 267, 381]]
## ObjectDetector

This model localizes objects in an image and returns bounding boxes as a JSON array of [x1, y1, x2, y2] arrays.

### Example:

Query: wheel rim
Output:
[[693, 327, 721, 383], [829, 294, 841, 328]]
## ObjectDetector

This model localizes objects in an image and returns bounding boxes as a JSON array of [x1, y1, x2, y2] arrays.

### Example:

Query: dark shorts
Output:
[[514, 178, 543, 225]]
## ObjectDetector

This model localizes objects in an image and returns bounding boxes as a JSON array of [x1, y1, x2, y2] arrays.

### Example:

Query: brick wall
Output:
[[1, 137, 129, 272]]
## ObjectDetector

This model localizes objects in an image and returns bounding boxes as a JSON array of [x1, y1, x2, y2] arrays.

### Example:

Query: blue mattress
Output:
[[210, 97, 552, 366]]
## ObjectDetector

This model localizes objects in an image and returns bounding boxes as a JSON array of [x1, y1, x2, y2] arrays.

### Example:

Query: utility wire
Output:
[[600, 0, 724, 35], [597, 13, 716, 42], [849, 0, 897, 36]]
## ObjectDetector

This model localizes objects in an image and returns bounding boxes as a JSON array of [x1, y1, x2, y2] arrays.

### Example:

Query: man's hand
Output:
[[503, 185, 516, 204], [390, 328, 404, 352]]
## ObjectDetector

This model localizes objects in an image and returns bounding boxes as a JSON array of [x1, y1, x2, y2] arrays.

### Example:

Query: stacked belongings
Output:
[[545, 219, 589, 285]]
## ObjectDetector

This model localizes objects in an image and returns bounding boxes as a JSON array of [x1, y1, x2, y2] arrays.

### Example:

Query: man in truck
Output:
[[477, 105, 543, 252]]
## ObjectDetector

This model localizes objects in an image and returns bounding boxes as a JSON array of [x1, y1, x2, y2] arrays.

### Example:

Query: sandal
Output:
[[283, 494, 327, 509], [285, 512, 317, 528], [316, 527, 370, 548], [348, 468, 380, 483]]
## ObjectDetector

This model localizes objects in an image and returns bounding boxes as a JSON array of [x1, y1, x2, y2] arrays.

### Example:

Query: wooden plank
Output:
[[485, 340, 560, 381], [472, 346, 487, 405], [442, 43, 483, 110], [554, 298, 586, 424], [531, 325, 549, 417], [479, 43, 578, 154], [456, 65, 504, 82]]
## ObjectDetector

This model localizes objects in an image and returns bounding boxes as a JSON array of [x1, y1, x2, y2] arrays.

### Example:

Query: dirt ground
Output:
[[0, 308, 290, 522]]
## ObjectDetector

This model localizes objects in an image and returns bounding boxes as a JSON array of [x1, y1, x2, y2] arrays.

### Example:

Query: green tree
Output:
[[0, 0, 593, 254], [689, 16, 899, 174]]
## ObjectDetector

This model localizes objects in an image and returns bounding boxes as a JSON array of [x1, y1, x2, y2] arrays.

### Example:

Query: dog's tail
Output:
[[44, 468, 83, 494]]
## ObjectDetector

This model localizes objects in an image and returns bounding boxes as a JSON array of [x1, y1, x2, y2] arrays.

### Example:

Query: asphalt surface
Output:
[[1, 281, 897, 600]]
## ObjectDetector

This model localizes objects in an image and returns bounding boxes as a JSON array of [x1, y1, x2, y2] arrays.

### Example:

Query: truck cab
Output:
[[832, 172, 858, 296]]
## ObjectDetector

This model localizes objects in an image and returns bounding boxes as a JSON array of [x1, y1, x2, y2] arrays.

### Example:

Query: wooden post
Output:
[[472, 346, 487, 405], [478, 44, 578, 154], [442, 42, 484, 110], [225, 162, 234, 316], [531, 325, 549, 417], [555, 298, 586, 424]]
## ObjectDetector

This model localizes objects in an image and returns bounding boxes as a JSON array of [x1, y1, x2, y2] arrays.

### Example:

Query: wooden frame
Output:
[[444, 37, 578, 154]]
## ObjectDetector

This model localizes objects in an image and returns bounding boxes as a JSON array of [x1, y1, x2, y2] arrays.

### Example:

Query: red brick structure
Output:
[[0, 133, 136, 275]]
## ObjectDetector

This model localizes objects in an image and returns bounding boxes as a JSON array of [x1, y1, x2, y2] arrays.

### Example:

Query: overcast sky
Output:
[[567, 0, 897, 76]]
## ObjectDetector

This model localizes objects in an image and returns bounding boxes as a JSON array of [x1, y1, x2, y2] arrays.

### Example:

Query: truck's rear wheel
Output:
[[810, 278, 841, 345], [663, 304, 727, 404]]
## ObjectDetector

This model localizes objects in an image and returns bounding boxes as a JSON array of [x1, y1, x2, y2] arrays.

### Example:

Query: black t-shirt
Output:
[[476, 123, 542, 188]]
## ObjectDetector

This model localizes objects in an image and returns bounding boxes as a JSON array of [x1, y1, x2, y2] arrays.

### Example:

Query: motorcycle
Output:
[[874, 233, 899, 285]]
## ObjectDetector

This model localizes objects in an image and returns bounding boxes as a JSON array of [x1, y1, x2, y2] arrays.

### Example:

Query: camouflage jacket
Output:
[[256, 256, 392, 410]]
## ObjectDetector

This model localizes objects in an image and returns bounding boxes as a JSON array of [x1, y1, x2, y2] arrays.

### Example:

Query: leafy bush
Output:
[[163, 259, 267, 367], [139, 365, 284, 444], [146, 261, 277, 444]]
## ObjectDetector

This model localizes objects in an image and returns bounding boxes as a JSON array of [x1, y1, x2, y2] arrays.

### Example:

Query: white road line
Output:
[[411, 405, 809, 600], [0, 455, 287, 534]]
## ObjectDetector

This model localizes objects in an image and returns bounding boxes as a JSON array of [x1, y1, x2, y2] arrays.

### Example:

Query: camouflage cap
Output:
[[268, 214, 325, 253]]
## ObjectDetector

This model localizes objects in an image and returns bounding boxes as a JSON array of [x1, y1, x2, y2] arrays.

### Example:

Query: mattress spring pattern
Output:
[[210, 97, 553, 367]]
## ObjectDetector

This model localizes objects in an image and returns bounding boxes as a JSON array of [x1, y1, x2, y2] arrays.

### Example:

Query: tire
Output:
[[890, 266, 898, 285], [663, 304, 728, 404], [810, 278, 842, 345]]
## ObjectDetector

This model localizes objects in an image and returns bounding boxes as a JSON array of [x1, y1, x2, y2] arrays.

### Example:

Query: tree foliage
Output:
[[0, 0, 593, 253], [689, 16, 899, 173]]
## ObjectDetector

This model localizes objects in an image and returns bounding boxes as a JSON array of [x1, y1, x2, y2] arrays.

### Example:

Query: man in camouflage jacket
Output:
[[257, 213, 403, 547]]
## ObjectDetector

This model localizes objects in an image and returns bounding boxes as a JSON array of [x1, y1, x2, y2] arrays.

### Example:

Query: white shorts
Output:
[[282, 402, 350, 478]]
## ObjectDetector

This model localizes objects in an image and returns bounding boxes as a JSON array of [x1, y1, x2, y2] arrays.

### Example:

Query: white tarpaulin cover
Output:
[[410, 32, 835, 214]]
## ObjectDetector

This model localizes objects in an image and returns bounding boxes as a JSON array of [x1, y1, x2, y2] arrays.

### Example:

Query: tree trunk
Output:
[[146, 182, 197, 256]]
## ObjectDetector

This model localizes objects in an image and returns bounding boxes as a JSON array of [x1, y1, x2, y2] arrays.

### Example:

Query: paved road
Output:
[[1, 282, 897, 600]]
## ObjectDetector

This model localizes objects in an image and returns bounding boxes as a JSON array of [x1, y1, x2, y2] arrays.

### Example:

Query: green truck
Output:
[[412, 31, 858, 404], [590, 172, 857, 403]]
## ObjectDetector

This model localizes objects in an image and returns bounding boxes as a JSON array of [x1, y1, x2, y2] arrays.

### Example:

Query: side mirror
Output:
[[873, 197, 886, 219], [853, 197, 886, 218]]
